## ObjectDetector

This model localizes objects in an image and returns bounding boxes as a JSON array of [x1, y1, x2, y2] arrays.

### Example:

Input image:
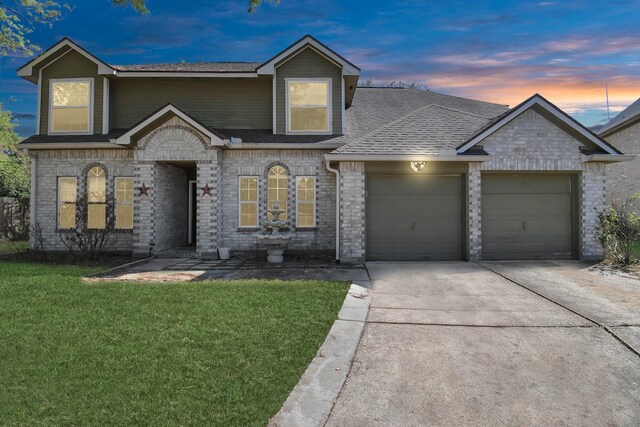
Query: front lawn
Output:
[[0, 261, 348, 426]]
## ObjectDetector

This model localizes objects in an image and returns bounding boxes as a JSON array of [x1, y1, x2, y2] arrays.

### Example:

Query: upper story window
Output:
[[49, 78, 93, 134], [286, 79, 331, 134]]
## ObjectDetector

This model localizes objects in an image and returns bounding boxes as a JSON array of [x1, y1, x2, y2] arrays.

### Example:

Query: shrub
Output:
[[596, 195, 640, 266]]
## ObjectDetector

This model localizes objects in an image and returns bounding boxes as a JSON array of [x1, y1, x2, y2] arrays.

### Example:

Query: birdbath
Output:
[[255, 201, 293, 263]]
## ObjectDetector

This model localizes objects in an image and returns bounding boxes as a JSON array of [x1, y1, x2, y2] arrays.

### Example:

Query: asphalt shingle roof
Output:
[[599, 97, 640, 135], [112, 62, 261, 72]]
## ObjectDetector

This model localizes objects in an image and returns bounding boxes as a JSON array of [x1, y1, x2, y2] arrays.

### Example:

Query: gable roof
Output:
[[456, 94, 622, 155], [599, 97, 640, 137], [112, 103, 224, 146], [256, 35, 360, 76], [17, 37, 114, 81]]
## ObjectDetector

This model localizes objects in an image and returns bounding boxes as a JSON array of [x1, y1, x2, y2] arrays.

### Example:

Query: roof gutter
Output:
[[18, 142, 129, 150], [324, 154, 490, 162], [581, 154, 635, 163], [324, 159, 340, 263]]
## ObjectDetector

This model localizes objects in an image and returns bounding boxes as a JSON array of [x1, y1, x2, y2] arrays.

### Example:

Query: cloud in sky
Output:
[[2, 0, 640, 130]]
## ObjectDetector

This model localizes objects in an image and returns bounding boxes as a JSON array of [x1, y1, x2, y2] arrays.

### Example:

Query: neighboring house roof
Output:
[[599, 97, 640, 137], [112, 62, 262, 73]]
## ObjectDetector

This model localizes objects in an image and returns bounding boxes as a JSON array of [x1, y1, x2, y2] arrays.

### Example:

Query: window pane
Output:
[[52, 81, 90, 107], [240, 177, 258, 202], [290, 107, 328, 132], [115, 205, 133, 229], [116, 178, 133, 203], [52, 107, 90, 132], [290, 82, 328, 106], [267, 167, 288, 221], [297, 203, 315, 227], [59, 178, 77, 203], [297, 177, 315, 201], [60, 203, 76, 228], [240, 203, 257, 227], [88, 204, 106, 229], [88, 167, 106, 203]]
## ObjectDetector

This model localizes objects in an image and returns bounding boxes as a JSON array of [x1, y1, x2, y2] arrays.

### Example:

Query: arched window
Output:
[[267, 165, 288, 221], [87, 166, 106, 229]]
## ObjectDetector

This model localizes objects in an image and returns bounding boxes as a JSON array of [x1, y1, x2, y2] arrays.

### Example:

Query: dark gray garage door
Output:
[[367, 174, 463, 261], [482, 174, 574, 260]]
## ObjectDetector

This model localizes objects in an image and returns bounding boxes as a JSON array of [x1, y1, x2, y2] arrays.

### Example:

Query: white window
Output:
[[296, 177, 316, 227], [268, 166, 288, 221], [239, 176, 258, 228], [87, 166, 106, 229], [49, 78, 93, 134], [58, 177, 77, 229], [115, 177, 134, 230], [286, 79, 331, 134]]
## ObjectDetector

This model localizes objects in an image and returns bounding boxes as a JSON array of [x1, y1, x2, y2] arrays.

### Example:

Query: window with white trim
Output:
[[87, 166, 106, 229], [58, 177, 77, 229], [115, 177, 134, 230], [239, 176, 258, 228], [296, 176, 316, 227], [268, 166, 288, 221], [50, 79, 92, 133], [287, 79, 331, 133]]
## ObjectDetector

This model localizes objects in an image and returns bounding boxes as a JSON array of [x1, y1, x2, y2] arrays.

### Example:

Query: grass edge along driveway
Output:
[[0, 261, 349, 426]]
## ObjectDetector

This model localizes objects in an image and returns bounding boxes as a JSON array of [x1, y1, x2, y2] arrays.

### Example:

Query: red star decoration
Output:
[[200, 183, 212, 197], [138, 183, 151, 196]]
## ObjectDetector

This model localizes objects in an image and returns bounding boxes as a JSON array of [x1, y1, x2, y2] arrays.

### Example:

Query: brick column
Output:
[[467, 163, 482, 261], [339, 162, 366, 263], [132, 160, 155, 257], [196, 157, 219, 259], [581, 162, 606, 260]]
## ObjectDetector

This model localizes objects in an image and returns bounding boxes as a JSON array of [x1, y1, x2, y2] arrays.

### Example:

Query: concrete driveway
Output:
[[327, 261, 640, 426]]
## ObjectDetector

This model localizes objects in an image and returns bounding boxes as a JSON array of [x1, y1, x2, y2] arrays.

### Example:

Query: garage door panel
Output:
[[367, 174, 463, 261], [482, 174, 574, 260]]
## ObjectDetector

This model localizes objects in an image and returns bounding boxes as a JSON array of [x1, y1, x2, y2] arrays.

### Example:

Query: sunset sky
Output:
[[2, 0, 639, 136]]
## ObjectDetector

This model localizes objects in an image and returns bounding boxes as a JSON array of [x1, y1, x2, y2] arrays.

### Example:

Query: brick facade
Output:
[[30, 109, 611, 262], [604, 121, 640, 211]]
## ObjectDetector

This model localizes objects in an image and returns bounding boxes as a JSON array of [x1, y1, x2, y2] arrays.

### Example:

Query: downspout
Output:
[[28, 151, 37, 249], [325, 159, 340, 263]]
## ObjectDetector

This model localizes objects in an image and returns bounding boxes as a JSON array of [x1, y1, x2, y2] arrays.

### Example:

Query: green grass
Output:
[[0, 261, 349, 426], [0, 239, 28, 255]]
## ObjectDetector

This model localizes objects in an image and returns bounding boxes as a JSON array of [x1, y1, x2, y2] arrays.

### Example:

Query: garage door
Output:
[[367, 174, 463, 260], [482, 174, 574, 260]]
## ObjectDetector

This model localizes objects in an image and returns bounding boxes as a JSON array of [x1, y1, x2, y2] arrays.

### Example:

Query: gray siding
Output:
[[605, 121, 640, 211], [110, 78, 272, 130], [39, 50, 103, 135], [275, 47, 342, 134]]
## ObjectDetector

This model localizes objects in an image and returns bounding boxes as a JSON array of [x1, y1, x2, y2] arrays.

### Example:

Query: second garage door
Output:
[[367, 174, 463, 261], [482, 174, 575, 260]]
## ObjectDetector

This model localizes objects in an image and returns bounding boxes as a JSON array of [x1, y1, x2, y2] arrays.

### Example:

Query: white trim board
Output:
[[457, 94, 621, 156]]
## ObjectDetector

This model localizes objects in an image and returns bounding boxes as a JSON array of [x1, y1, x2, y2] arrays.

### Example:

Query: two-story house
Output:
[[17, 35, 630, 262]]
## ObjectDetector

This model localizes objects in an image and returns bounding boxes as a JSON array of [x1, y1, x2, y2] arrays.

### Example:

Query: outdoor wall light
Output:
[[411, 161, 427, 172]]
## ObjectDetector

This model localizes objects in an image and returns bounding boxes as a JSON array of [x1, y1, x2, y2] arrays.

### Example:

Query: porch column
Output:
[[581, 162, 606, 260], [467, 162, 482, 261], [339, 161, 366, 263], [133, 160, 155, 257], [196, 155, 219, 259]]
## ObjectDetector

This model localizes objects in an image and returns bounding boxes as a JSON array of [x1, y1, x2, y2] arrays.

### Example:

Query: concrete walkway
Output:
[[327, 261, 640, 426]]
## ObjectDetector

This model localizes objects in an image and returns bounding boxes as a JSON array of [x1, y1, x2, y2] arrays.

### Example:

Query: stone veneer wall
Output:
[[581, 162, 606, 260], [467, 163, 482, 261], [218, 150, 336, 252], [604, 121, 640, 212], [31, 149, 134, 252], [339, 162, 365, 263]]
